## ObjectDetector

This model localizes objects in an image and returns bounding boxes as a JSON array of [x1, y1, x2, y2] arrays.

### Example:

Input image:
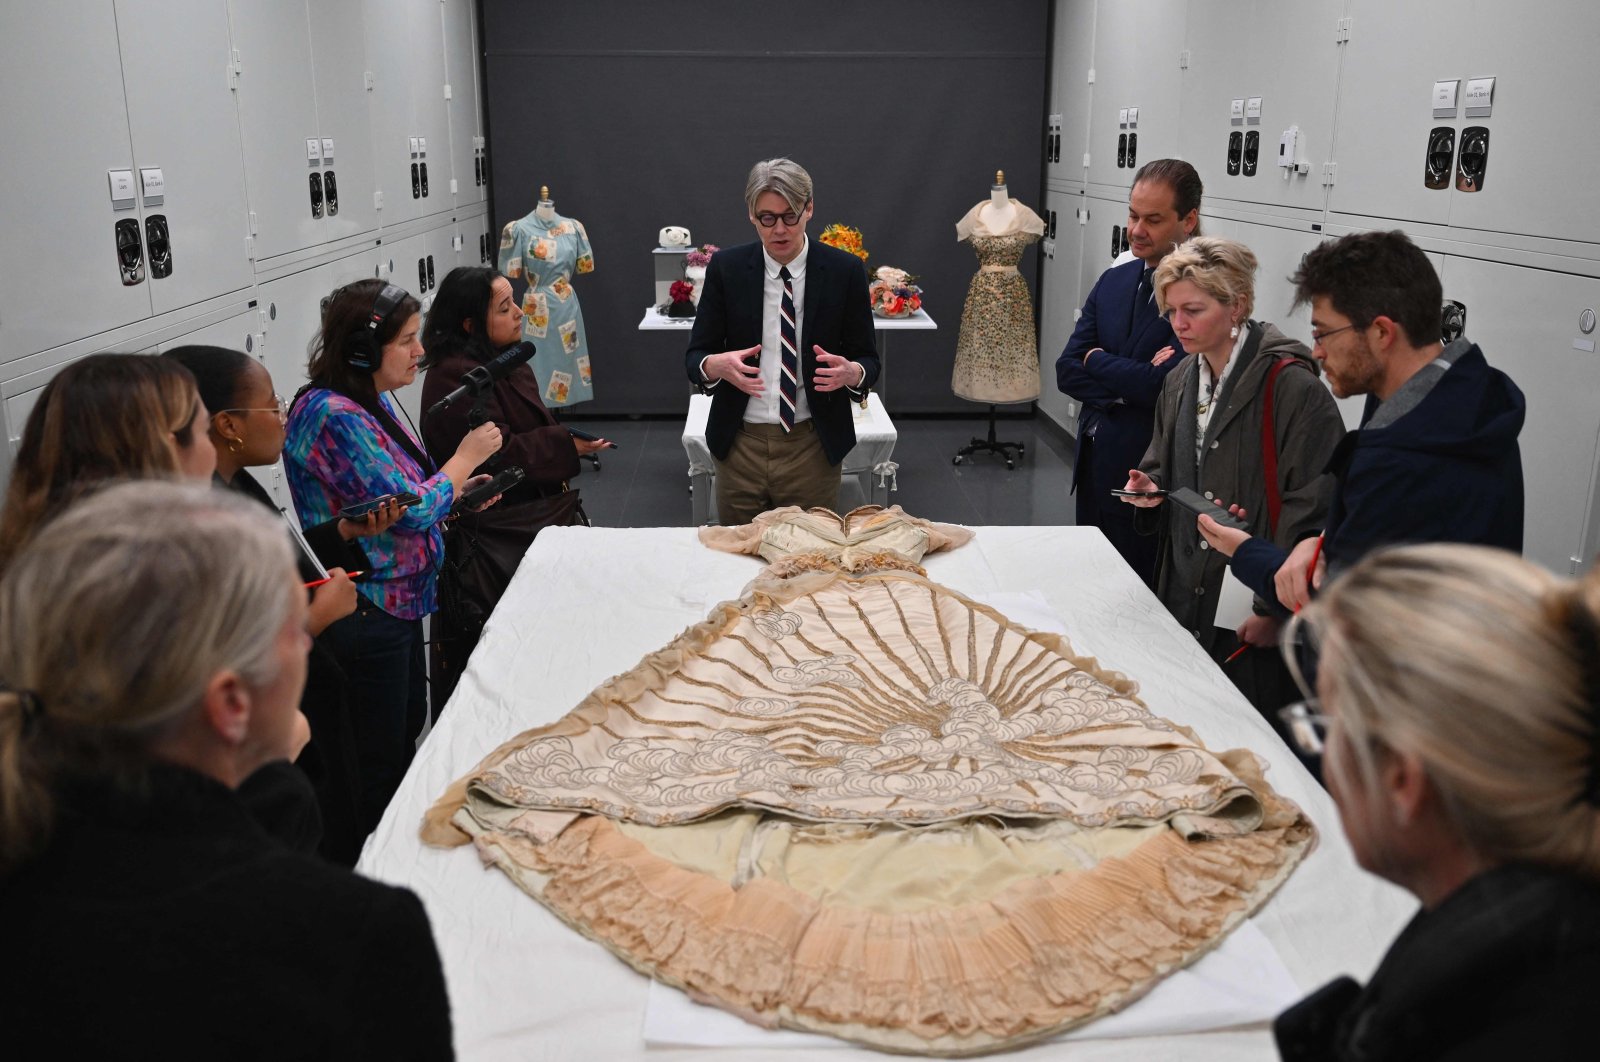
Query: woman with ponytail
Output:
[[1274, 543, 1600, 1060]]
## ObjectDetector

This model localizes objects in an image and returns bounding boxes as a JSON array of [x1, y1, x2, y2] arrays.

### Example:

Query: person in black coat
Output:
[[685, 158, 879, 525], [419, 266, 609, 703], [1203, 230, 1525, 613], [1273, 544, 1600, 1061], [167, 345, 408, 864], [0, 482, 453, 1059], [1057, 159, 1201, 585]]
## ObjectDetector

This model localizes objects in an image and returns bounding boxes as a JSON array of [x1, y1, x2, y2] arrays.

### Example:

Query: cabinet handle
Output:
[[411, 162, 421, 200], [426, 254, 435, 289], [309, 172, 324, 218], [144, 214, 172, 279], [323, 170, 339, 215], [420, 161, 429, 198], [115, 217, 145, 286]]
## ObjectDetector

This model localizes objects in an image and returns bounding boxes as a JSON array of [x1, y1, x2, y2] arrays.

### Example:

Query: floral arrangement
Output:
[[868, 265, 922, 317], [683, 243, 719, 269], [818, 223, 868, 262], [666, 279, 696, 318]]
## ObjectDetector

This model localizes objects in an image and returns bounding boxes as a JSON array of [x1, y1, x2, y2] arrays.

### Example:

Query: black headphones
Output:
[[343, 283, 407, 372]]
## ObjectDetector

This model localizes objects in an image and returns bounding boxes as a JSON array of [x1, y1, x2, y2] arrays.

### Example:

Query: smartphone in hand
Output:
[[1167, 487, 1251, 531], [1110, 488, 1167, 498], [339, 492, 420, 520], [568, 426, 618, 449]]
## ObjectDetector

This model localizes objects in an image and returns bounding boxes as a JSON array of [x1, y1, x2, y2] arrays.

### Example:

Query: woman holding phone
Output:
[[1119, 238, 1342, 720], [285, 279, 502, 830], [420, 266, 608, 701]]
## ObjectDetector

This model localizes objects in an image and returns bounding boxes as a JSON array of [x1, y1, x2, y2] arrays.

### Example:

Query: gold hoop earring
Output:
[[226, 436, 244, 455]]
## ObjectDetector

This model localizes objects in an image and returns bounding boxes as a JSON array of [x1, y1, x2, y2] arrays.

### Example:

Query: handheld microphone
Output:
[[428, 341, 537, 415]]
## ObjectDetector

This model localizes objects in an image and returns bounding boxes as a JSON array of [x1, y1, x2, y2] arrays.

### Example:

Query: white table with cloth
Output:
[[357, 524, 1415, 1061], [681, 392, 899, 524]]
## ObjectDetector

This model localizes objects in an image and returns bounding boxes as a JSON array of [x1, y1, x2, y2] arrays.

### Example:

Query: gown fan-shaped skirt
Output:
[[425, 511, 1313, 1055]]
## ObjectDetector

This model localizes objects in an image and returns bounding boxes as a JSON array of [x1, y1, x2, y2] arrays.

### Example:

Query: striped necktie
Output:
[[779, 265, 798, 432]]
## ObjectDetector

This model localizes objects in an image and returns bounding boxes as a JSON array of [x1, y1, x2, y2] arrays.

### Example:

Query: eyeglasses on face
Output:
[[754, 205, 808, 228], [1309, 323, 1359, 346], [217, 393, 290, 422], [1278, 698, 1332, 757]]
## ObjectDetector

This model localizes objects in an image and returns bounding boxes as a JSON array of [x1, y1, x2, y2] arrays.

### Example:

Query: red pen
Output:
[[1223, 642, 1250, 664], [304, 570, 365, 589], [1294, 534, 1326, 614]]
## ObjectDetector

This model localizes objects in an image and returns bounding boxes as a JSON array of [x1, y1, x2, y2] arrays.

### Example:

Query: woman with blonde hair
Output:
[[0, 352, 214, 572], [0, 482, 452, 1057], [1120, 236, 1343, 717], [1274, 543, 1600, 1059]]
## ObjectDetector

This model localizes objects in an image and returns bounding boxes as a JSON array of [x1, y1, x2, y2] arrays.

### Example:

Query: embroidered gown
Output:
[[951, 202, 1047, 404]]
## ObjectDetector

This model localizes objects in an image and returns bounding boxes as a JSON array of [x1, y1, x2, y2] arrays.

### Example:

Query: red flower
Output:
[[670, 280, 695, 303]]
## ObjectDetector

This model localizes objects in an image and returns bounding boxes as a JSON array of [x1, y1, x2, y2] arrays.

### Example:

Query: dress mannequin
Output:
[[534, 184, 557, 223], [499, 183, 598, 417], [976, 172, 1017, 233], [951, 170, 1046, 468]]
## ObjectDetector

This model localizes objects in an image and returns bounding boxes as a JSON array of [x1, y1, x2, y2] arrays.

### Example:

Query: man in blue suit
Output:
[[1057, 159, 1203, 584]]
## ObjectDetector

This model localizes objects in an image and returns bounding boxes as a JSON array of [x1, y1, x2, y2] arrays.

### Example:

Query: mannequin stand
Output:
[[953, 406, 1025, 470]]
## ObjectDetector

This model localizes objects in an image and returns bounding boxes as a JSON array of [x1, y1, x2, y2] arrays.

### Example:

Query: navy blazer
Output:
[[1055, 258, 1184, 499], [685, 240, 879, 466]]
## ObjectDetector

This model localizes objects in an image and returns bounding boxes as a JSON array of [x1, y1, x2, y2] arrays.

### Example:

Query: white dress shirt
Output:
[[744, 237, 811, 425]]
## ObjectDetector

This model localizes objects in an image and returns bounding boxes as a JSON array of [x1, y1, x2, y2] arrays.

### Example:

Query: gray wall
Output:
[[483, 0, 1049, 416]]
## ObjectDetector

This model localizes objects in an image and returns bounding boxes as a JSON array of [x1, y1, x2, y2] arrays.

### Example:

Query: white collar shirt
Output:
[[746, 236, 811, 425], [1195, 323, 1250, 464]]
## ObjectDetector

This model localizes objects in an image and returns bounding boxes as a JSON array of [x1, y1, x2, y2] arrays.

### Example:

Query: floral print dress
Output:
[[499, 210, 596, 407]]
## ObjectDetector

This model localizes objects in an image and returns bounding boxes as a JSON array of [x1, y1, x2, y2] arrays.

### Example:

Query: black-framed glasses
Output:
[[754, 206, 807, 228], [1278, 699, 1332, 756], [1309, 323, 1359, 346], [217, 393, 289, 423]]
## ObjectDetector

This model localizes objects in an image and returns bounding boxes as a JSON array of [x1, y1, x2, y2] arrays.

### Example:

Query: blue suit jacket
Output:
[[1055, 259, 1184, 506], [684, 240, 879, 466]]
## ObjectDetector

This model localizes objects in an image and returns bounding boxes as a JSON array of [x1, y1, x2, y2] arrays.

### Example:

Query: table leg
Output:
[[874, 328, 889, 404]]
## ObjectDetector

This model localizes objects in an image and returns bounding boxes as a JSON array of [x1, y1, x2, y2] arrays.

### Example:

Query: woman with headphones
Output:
[[285, 279, 501, 831]]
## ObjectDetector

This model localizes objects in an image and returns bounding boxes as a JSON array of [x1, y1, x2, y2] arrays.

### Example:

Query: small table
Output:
[[871, 307, 937, 404], [641, 307, 937, 407], [638, 306, 694, 331], [680, 393, 898, 525]]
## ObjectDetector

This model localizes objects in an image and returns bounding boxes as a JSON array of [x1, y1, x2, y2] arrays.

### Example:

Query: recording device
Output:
[[338, 492, 421, 520], [456, 466, 525, 510], [1167, 487, 1251, 532], [427, 341, 537, 416], [567, 426, 618, 449]]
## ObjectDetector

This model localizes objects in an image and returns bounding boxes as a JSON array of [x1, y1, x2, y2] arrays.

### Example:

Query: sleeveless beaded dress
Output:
[[951, 201, 1046, 404]]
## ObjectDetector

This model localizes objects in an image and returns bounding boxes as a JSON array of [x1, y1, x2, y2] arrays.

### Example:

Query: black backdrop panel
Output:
[[483, 1, 1048, 415]]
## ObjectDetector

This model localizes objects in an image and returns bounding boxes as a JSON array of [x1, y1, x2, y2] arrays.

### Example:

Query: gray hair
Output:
[[0, 481, 296, 872], [744, 158, 814, 216], [1287, 543, 1600, 879]]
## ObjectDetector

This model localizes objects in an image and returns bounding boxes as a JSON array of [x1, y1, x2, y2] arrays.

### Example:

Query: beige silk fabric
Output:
[[426, 524, 1314, 1055], [697, 504, 976, 568]]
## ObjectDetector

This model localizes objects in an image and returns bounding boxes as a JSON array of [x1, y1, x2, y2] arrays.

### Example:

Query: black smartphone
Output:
[[457, 466, 525, 510], [568, 426, 618, 449], [1111, 488, 1167, 498], [339, 492, 421, 520], [1167, 487, 1251, 531]]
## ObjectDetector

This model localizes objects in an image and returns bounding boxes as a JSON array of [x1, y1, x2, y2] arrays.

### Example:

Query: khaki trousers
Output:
[[713, 419, 841, 526]]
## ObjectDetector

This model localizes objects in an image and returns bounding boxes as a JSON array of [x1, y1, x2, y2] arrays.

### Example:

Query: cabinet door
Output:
[[361, 0, 438, 228], [308, 0, 380, 240], [443, 0, 485, 208], [1085, 0, 1187, 193], [1437, 256, 1600, 574], [116, 0, 254, 315], [1049, 0, 1096, 184], [0, 0, 151, 357], [1179, 0, 1342, 213], [228, 0, 323, 260]]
